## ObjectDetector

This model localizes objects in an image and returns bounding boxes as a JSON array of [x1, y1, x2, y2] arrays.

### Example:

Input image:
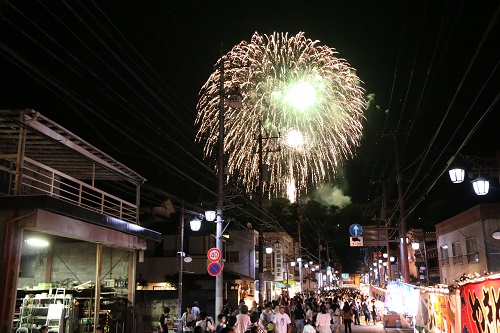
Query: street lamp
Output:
[[190, 217, 202, 232], [448, 152, 500, 195], [178, 211, 202, 333]]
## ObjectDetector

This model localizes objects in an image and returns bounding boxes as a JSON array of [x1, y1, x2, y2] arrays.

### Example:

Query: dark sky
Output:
[[1, 1, 499, 245]]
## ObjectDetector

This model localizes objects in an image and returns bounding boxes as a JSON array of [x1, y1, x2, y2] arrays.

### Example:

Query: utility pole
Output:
[[257, 129, 265, 306], [318, 230, 321, 291], [394, 136, 410, 283], [215, 44, 225, 314], [297, 212, 303, 293], [256, 123, 279, 305], [381, 182, 391, 283], [178, 205, 185, 333]]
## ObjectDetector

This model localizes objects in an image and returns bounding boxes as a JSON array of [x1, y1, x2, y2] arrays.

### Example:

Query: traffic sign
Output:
[[349, 224, 363, 236], [350, 236, 363, 247], [207, 248, 222, 262], [207, 262, 222, 276]]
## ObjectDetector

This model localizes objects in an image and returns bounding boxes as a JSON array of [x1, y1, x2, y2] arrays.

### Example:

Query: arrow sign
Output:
[[349, 224, 363, 237], [207, 262, 222, 276]]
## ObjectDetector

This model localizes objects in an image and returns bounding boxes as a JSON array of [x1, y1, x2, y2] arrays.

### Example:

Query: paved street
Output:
[[339, 323, 414, 333]]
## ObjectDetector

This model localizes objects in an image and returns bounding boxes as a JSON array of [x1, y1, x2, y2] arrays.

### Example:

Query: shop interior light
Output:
[[382, 253, 388, 258], [390, 256, 395, 262], [26, 238, 49, 247], [412, 242, 420, 250], [290, 261, 296, 267]]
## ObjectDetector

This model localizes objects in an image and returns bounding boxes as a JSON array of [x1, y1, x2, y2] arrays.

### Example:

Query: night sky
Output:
[[1, 1, 499, 267]]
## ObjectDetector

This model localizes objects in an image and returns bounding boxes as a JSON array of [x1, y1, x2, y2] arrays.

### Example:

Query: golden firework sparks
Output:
[[196, 32, 365, 197]]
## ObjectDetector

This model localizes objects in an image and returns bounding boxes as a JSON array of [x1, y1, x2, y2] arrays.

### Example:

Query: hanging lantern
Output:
[[472, 177, 489, 195], [190, 217, 202, 231], [448, 168, 465, 183]]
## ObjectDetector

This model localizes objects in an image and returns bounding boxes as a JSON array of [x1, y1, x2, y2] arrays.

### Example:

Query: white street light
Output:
[[205, 210, 217, 222], [265, 246, 273, 254], [448, 168, 465, 183], [291, 261, 296, 267], [190, 217, 202, 231], [472, 177, 490, 195], [382, 253, 388, 258], [390, 256, 395, 262], [411, 242, 420, 250]]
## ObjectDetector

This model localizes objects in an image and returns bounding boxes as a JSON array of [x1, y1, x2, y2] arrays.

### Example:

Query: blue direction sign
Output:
[[207, 262, 222, 276], [349, 224, 363, 237]]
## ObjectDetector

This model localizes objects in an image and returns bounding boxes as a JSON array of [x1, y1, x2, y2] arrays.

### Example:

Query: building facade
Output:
[[0, 110, 160, 333], [435, 203, 500, 285]]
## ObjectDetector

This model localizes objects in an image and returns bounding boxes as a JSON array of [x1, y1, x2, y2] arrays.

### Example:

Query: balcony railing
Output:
[[452, 255, 463, 265], [2, 157, 138, 224]]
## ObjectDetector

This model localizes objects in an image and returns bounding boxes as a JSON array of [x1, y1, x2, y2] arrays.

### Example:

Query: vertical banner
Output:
[[274, 242, 283, 281], [460, 276, 500, 333]]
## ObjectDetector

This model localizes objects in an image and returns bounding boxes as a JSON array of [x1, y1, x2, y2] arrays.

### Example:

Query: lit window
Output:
[[440, 245, 449, 266], [466, 237, 480, 263]]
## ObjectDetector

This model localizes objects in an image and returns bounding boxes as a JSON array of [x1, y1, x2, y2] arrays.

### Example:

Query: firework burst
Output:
[[196, 32, 365, 197]]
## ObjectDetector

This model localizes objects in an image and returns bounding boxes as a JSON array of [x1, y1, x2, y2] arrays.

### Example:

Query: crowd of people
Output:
[[161, 289, 382, 333]]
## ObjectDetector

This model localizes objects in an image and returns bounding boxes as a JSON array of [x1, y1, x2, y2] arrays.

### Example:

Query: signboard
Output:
[[274, 242, 283, 281], [207, 248, 221, 262], [207, 262, 222, 276], [349, 224, 363, 236], [350, 236, 363, 247]]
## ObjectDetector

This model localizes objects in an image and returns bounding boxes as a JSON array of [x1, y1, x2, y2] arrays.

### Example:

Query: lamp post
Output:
[[448, 151, 500, 195], [178, 209, 202, 333]]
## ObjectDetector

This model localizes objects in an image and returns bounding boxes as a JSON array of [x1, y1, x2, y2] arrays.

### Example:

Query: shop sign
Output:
[[274, 242, 283, 281]]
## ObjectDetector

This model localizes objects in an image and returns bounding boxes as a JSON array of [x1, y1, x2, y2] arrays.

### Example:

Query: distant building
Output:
[[436, 203, 500, 285]]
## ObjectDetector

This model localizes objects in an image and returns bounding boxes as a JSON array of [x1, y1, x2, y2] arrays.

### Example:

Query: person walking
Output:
[[315, 306, 331, 333], [260, 303, 275, 333], [159, 307, 171, 333], [234, 305, 251, 333], [197, 310, 215, 333], [361, 300, 370, 325], [181, 306, 197, 333], [371, 300, 377, 325], [293, 303, 306, 333], [341, 303, 353, 333], [351, 300, 360, 325], [274, 306, 292, 333]]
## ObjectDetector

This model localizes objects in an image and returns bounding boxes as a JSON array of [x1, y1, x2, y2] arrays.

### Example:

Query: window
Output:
[[466, 237, 480, 263], [452, 241, 463, 265], [226, 251, 240, 263], [440, 245, 449, 266]]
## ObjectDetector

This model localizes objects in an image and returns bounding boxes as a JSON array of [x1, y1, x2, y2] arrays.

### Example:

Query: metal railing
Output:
[[2, 157, 138, 224]]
